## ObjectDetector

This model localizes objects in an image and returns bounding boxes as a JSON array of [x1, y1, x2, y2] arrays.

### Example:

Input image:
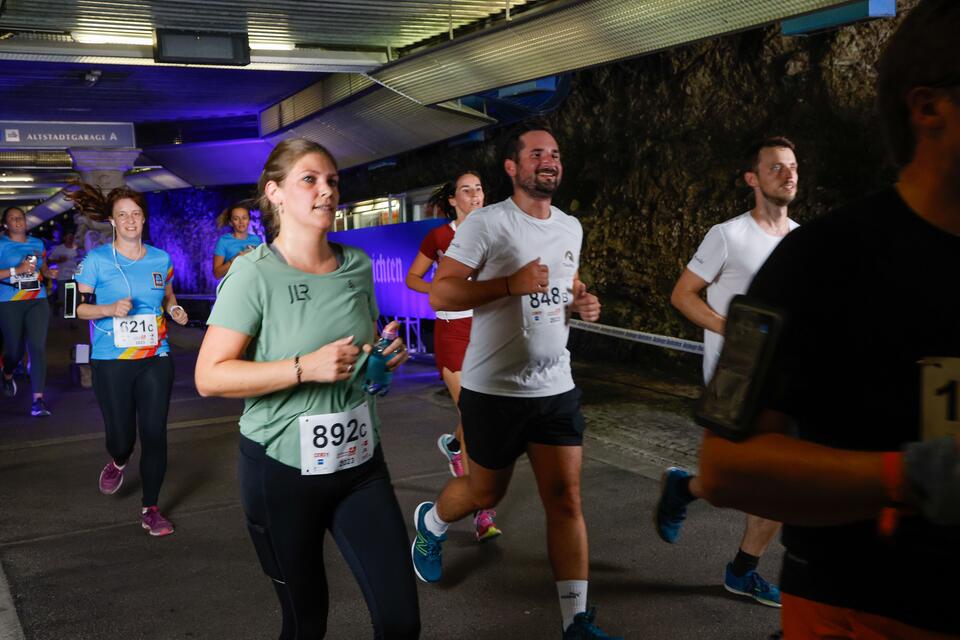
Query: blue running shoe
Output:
[[562, 607, 622, 640], [654, 466, 693, 543], [723, 563, 781, 608], [411, 501, 446, 583]]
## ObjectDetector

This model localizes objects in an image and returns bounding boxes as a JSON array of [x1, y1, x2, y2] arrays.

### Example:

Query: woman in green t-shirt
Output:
[[196, 138, 419, 639]]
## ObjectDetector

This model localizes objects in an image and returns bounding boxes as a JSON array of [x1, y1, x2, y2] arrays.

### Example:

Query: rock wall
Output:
[[339, 2, 916, 370]]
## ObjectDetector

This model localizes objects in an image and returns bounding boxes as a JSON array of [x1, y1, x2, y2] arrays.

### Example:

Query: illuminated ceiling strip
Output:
[[0, 39, 386, 72], [370, 0, 856, 105]]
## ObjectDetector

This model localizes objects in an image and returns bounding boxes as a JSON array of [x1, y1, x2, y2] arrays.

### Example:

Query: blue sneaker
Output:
[[562, 607, 622, 639], [654, 466, 693, 543], [411, 501, 446, 583], [723, 563, 781, 607]]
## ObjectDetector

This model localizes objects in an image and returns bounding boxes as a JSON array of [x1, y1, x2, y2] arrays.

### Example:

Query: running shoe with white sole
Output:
[[411, 501, 445, 583], [436, 433, 465, 477], [723, 563, 781, 607], [98, 461, 124, 495], [141, 506, 175, 537]]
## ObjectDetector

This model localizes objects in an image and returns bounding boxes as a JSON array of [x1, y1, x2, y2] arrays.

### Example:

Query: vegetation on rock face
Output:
[[338, 3, 915, 368]]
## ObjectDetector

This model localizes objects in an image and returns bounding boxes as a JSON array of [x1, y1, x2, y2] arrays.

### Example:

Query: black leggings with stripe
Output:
[[238, 436, 420, 639]]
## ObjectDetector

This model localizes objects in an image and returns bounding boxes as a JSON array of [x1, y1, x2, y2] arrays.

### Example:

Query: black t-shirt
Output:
[[747, 187, 960, 633]]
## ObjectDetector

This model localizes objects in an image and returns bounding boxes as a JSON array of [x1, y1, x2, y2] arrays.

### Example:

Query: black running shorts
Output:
[[458, 387, 586, 470]]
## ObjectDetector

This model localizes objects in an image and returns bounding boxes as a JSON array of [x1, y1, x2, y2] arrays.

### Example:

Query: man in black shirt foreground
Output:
[[698, 0, 960, 636]]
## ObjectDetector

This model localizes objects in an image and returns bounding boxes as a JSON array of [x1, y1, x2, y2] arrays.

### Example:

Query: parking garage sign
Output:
[[0, 121, 135, 148]]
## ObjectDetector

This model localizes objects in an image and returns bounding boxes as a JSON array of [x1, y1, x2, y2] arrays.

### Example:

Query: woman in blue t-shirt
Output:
[[212, 204, 262, 280], [69, 184, 189, 538], [0, 206, 58, 416]]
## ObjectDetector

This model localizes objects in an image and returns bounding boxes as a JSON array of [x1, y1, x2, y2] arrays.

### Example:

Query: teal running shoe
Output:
[[411, 501, 446, 583], [562, 607, 622, 639], [723, 563, 781, 607]]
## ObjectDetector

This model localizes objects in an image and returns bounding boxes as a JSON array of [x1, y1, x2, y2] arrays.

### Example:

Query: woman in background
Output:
[[405, 171, 501, 542], [212, 203, 263, 279], [0, 205, 58, 416]]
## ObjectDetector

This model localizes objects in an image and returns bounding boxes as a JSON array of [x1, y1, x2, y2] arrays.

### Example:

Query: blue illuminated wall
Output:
[[145, 187, 262, 295], [330, 218, 447, 319]]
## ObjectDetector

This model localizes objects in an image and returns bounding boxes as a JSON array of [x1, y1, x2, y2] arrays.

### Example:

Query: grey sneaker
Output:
[[98, 461, 124, 495]]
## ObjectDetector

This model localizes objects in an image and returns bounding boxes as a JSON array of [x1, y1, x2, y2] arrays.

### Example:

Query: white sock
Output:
[[557, 580, 588, 631], [424, 504, 450, 537]]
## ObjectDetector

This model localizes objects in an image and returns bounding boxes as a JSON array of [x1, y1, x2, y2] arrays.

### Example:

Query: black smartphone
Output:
[[695, 295, 785, 441], [63, 281, 77, 319]]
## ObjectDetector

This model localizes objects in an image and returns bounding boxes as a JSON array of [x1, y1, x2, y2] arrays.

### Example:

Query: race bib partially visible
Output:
[[522, 277, 572, 329], [11, 273, 40, 291], [920, 357, 960, 441], [298, 402, 375, 475], [112, 314, 158, 348]]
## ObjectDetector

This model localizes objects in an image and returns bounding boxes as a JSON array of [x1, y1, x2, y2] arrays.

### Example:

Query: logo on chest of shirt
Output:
[[152, 272, 164, 288], [288, 283, 311, 303], [563, 250, 576, 268]]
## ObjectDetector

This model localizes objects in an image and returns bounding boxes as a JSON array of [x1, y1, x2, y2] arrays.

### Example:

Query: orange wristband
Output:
[[878, 451, 904, 538], [882, 451, 904, 505]]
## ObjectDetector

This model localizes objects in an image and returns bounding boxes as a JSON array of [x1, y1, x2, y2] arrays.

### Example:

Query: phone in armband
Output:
[[63, 281, 78, 319], [694, 295, 785, 441]]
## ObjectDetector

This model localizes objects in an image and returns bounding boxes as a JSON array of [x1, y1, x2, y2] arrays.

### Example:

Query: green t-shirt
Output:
[[207, 243, 380, 469]]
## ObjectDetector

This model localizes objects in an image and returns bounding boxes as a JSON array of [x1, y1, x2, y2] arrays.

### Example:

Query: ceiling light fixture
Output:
[[72, 33, 153, 46], [0, 176, 34, 183], [249, 42, 295, 51]]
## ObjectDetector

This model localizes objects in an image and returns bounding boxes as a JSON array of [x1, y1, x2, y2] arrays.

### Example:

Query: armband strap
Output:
[[79, 292, 97, 305]]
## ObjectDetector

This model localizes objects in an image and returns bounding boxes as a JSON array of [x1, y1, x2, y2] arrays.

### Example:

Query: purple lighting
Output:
[[145, 188, 263, 295]]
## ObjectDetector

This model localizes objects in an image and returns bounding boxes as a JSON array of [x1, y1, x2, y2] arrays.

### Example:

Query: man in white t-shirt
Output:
[[656, 137, 800, 608], [410, 122, 620, 640]]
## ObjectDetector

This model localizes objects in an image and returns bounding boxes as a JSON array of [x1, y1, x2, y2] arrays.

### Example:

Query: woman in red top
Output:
[[405, 171, 502, 542]]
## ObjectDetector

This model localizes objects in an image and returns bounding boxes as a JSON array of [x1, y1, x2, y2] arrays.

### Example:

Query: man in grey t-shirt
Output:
[[410, 122, 619, 639]]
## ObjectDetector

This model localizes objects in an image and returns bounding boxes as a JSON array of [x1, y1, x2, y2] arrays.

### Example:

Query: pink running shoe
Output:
[[141, 507, 175, 537], [98, 461, 124, 495], [474, 509, 502, 542], [437, 433, 465, 478]]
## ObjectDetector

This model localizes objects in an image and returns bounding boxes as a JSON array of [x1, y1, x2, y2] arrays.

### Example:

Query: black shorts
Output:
[[459, 387, 586, 470]]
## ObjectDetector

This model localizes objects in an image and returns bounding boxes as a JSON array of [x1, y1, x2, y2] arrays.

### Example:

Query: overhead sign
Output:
[[330, 218, 448, 319], [0, 121, 136, 149]]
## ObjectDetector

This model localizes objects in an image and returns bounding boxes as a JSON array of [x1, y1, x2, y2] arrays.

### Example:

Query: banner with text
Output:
[[330, 218, 448, 319], [0, 121, 136, 149]]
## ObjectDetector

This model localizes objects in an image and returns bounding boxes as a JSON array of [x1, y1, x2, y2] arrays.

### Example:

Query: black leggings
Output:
[[90, 355, 174, 507], [0, 299, 50, 394], [239, 436, 420, 640]]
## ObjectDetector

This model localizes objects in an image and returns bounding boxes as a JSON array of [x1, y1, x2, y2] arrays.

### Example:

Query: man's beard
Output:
[[517, 170, 560, 198], [761, 185, 795, 207]]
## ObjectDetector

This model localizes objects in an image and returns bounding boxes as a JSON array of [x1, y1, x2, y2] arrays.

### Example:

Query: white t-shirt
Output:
[[687, 211, 799, 382], [48, 243, 81, 280], [444, 197, 582, 397]]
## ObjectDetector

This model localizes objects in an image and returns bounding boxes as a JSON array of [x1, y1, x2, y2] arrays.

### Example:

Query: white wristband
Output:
[[168, 305, 184, 315], [9, 267, 15, 279]]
